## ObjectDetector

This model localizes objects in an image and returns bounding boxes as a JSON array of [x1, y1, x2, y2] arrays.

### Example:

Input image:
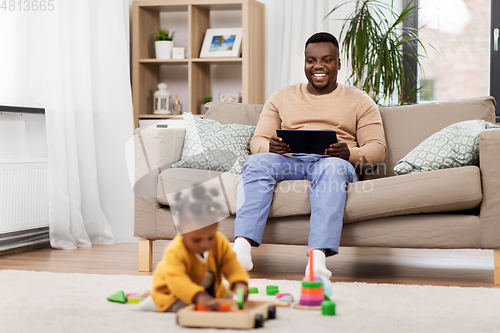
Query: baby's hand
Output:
[[194, 292, 219, 311], [232, 282, 249, 301]]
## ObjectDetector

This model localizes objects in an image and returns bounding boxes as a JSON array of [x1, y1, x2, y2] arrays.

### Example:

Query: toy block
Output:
[[300, 286, 323, 295], [196, 303, 231, 312], [126, 292, 143, 303], [107, 291, 126, 304], [127, 296, 142, 303], [295, 250, 324, 310], [248, 287, 259, 294], [266, 285, 279, 295], [236, 288, 245, 309], [274, 294, 293, 307], [321, 300, 336, 316], [178, 300, 274, 329]]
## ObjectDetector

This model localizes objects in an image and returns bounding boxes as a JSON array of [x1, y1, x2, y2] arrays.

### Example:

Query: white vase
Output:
[[155, 40, 174, 59]]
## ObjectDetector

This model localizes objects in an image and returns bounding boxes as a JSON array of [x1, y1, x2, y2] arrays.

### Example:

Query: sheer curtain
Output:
[[0, 0, 135, 249], [262, 0, 348, 97]]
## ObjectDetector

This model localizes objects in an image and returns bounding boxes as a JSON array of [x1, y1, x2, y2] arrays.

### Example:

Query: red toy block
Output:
[[196, 303, 231, 312]]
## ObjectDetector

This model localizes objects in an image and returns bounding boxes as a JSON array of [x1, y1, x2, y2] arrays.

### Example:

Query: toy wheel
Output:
[[268, 305, 276, 319], [254, 314, 264, 328]]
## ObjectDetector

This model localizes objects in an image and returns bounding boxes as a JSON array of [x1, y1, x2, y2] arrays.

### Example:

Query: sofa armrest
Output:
[[134, 127, 185, 239], [135, 127, 185, 181], [479, 128, 500, 249]]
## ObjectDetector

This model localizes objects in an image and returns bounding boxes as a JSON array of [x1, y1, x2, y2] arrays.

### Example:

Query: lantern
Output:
[[153, 83, 171, 114]]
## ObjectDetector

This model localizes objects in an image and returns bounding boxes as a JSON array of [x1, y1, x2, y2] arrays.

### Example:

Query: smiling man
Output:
[[232, 32, 387, 278]]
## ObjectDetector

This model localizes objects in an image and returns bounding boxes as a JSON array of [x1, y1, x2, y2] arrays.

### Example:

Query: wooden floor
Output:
[[0, 241, 497, 288]]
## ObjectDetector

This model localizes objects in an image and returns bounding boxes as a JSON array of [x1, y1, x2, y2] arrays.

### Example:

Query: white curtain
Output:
[[0, 0, 135, 248], [262, 0, 349, 98]]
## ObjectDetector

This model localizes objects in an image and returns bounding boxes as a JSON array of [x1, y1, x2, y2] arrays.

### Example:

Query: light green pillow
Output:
[[394, 120, 499, 175], [171, 113, 255, 174]]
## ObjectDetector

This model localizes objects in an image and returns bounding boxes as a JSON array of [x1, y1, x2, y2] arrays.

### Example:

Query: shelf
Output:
[[132, 0, 265, 128], [191, 57, 242, 64], [139, 1, 243, 11], [138, 4, 188, 12], [139, 59, 189, 64], [139, 58, 242, 65], [138, 114, 182, 119], [138, 114, 203, 119]]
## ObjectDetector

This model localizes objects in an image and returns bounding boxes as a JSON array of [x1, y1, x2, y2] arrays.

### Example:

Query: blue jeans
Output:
[[234, 153, 358, 257]]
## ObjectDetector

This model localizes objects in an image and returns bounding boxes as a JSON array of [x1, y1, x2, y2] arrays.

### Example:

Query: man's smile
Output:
[[313, 73, 327, 81]]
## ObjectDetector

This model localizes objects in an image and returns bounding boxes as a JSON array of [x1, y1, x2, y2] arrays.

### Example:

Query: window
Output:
[[417, 0, 490, 102]]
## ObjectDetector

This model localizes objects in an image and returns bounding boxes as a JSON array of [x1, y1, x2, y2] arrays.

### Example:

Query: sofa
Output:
[[134, 96, 500, 284]]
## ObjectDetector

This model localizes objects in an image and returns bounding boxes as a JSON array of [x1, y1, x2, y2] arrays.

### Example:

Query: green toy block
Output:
[[107, 290, 127, 304], [321, 300, 336, 316], [248, 287, 259, 294], [301, 280, 322, 288], [266, 285, 279, 295], [236, 288, 245, 309]]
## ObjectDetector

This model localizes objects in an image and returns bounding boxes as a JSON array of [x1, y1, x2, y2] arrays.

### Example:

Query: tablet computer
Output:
[[276, 129, 337, 154]]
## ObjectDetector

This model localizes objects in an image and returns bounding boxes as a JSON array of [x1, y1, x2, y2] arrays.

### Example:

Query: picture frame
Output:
[[199, 28, 243, 58]]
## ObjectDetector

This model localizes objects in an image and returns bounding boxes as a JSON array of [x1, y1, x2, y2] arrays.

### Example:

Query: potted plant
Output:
[[325, 0, 432, 105], [200, 94, 212, 114], [154, 28, 175, 60]]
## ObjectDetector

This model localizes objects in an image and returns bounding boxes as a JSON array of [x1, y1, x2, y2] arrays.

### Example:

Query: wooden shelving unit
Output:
[[132, 0, 265, 128]]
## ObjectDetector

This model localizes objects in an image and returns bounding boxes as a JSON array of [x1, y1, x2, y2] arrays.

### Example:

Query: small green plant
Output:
[[202, 94, 212, 104], [154, 27, 175, 41]]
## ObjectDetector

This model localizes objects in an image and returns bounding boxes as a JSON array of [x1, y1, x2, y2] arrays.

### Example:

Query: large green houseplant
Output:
[[326, 0, 430, 105]]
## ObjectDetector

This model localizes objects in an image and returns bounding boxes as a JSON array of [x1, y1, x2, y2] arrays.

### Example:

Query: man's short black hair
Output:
[[305, 32, 339, 51]]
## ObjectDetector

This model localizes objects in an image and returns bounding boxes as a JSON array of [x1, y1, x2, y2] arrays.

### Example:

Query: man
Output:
[[232, 32, 387, 278]]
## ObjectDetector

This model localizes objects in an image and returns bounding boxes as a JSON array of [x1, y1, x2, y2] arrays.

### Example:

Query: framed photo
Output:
[[199, 28, 243, 58]]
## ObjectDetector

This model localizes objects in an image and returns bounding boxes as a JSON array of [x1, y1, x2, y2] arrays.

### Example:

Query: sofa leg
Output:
[[139, 239, 153, 273], [495, 250, 500, 285]]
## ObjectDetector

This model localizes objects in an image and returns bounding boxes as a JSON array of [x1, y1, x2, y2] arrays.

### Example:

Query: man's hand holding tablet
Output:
[[270, 129, 350, 161], [325, 141, 350, 161], [269, 135, 290, 155]]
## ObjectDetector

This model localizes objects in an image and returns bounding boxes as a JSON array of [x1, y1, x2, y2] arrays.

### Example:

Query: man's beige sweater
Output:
[[250, 83, 387, 167]]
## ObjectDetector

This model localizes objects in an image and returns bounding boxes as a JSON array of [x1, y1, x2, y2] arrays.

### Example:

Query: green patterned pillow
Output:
[[171, 113, 255, 174], [394, 120, 499, 175]]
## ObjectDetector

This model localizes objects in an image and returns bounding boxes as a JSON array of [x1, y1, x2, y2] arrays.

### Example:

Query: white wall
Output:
[[0, 10, 48, 162], [0, 113, 47, 160]]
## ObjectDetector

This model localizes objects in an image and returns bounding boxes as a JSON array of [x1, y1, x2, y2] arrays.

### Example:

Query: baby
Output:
[[135, 184, 249, 312]]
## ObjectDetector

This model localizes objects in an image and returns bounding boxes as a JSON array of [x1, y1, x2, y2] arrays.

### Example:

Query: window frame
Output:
[[491, 0, 500, 122]]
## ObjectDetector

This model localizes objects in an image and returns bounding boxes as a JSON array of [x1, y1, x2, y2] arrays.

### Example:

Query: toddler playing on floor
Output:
[[135, 184, 249, 312]]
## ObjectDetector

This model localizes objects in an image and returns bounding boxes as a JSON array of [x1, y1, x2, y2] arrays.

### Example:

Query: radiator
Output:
[[0, 159, 49, 250]]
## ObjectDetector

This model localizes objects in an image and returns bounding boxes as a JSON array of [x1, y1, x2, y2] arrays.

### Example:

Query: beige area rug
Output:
[[1, 270, 500, 333]]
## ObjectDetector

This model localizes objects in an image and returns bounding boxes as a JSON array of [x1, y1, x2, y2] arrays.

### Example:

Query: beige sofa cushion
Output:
[[368, 96, 496, 179], [158, 165, 482, 223], [157, 168, 311, 218], [345, 166, 482, 223]]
